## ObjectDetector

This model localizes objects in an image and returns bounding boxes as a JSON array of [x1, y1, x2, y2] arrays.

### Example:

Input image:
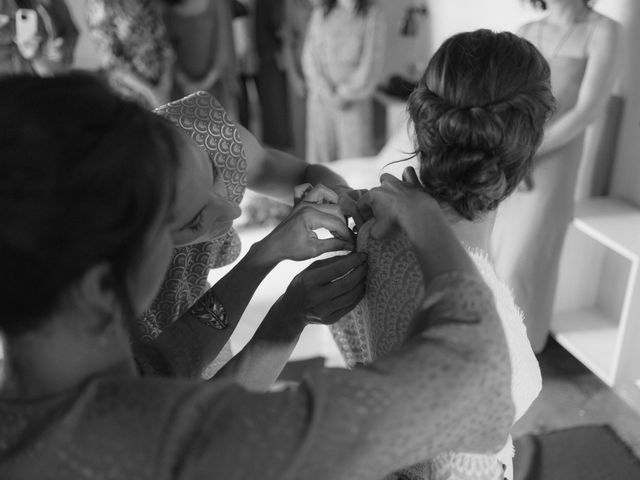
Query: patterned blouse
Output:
[[134, 91, 247, 376], [0, 273, 514, 480]]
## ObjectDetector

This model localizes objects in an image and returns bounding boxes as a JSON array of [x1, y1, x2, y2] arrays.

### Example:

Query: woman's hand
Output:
[[270, 252, 367, 337], [337, 187, 369, 230], [358, 167, 441, 240], [296, 182, 369, 232], [293, 182, 339, 206], [257, 200, 354, 264]]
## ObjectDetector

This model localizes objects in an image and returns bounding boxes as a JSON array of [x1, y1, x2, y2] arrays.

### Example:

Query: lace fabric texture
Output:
[[331, 221, 542, 480]]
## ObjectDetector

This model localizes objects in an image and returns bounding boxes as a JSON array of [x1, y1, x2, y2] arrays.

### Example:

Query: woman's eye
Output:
[[188, 213, 204, 233]]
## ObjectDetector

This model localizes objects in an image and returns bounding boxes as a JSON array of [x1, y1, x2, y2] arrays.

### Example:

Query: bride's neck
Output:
[[547, 1, 590, 25], [446, 209, 496, 253]]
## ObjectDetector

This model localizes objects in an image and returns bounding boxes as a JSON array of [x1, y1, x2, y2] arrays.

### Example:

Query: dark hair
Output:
[[527, 0, 592, 9], [407, 29, 555, 221], [0, 73, 178, 336], [322, 0, 371, 17]]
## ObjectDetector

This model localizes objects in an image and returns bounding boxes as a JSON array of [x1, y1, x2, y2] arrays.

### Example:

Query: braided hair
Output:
[[407, 29, 555, 220]]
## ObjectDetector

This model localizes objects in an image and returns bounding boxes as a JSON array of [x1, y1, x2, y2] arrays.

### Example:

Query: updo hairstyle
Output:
[[407, 29, 555, 221], [0, 74, 178, 336]]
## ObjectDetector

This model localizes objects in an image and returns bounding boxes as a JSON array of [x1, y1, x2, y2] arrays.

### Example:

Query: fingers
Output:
[[310, 281, 367, 325], [293, 183, 313, 204], [379, 172, 401, 185], [309, 236, 354, 255], [297, 253, 368, 324], [402, 166, 421, 185], [338, 188, 368, 230], [300, 204, 352, 242], [304, 252, 367, 285], [294, 183, 339, 205]]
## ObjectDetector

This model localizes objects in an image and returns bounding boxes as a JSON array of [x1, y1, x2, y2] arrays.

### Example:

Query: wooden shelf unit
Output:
[[552, 197, 640, 413]]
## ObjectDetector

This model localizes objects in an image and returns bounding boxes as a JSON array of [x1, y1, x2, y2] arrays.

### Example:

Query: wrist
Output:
[[304, 165, 350, 194], [246, 239, 282, 270], [262, 296, 306, 342]]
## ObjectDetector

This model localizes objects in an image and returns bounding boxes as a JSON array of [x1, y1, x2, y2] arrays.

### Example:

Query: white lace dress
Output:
[[331, 221, 542, 480]]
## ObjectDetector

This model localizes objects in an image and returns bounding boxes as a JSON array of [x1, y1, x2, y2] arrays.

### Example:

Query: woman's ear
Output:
[[67, 262, 120, 335]]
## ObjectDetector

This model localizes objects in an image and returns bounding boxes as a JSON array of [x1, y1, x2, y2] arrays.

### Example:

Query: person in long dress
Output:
[[254, 0, 292, 149], [281, 0, 315, 158], [0, 73, 514, 479], [491, 0, 620, 353], [164, 0, 239, 119], [302, 0, 386, 163], [330, 29, 555, 480]]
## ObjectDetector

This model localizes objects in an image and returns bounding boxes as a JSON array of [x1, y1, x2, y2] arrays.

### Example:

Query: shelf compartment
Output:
[[553, 308, 619, 385], [552, 197, 640, 388]]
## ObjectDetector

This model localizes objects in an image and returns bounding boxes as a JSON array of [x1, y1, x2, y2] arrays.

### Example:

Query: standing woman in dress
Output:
[[281, 0, 315, 159], [164, 0, 239, 119], [491, 0, 620, 353], [302, 0, 386, 163]]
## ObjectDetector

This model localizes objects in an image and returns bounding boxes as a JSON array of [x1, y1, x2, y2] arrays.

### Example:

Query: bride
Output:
[[331, 29, 555, 480]]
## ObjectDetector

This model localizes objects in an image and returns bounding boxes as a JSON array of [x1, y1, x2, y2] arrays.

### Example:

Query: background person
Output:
[[302, 0, 386, 163], [331, 29, 554, 480], [491, 0, 620, 353]]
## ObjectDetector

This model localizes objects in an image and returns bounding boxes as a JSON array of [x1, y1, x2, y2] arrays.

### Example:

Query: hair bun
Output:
[[406, 29, 554, 221]]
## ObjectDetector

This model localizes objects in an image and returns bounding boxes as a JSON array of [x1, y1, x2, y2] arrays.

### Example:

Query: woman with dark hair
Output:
[[491, 0, 620, 352], [0, 73, 513, 479], [331, 29, 555, 480], [302, 0, 386, 163]]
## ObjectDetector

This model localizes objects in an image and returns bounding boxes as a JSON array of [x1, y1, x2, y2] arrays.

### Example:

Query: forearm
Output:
[[296, 274, 513, 477], [303, 163, 351, 194], [536, 107, 601, 157], [249, 147, 350, 203], [214, 295, 305, 390], [149, 242, 278, 377]]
